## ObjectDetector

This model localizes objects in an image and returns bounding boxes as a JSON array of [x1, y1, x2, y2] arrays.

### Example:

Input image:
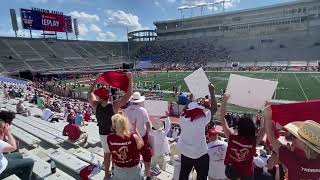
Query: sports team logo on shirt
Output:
[[230, 148, 249, 162], [115, 146, 129, 161]]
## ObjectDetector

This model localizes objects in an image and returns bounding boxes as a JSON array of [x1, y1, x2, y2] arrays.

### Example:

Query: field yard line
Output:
[[294, 73, 308, 101]]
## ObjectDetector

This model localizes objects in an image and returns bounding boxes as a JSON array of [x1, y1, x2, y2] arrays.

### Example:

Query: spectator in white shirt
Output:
[[125, 92, 152, 179], [0, 119, 34, 180], [42, 106, 58, 123], [149, 113, 171, 175], [177, 84, 217, 180], [207, 128, 228, 180], [16, 100, 31, 117]]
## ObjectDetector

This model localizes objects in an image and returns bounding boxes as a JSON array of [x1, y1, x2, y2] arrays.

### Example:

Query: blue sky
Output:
[[0, 0, 295, 41]]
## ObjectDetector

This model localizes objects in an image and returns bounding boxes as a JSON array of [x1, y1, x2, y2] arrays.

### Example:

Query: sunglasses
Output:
[[285, 132, 296, 141]]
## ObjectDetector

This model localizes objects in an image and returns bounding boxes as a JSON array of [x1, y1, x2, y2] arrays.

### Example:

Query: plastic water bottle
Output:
[[91, 153, 95, 162], [97, 161, 102, 170], [49, 159, 56, 174]]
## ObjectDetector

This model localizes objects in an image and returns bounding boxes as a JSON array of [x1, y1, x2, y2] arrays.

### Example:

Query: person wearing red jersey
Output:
[[264, 106, 320, 180], [107, 114, 144, 180], [220, 94, 265, 180]]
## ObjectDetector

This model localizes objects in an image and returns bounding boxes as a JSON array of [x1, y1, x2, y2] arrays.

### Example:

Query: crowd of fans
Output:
[[0, 70, 320, 180], [134, 38, 230, 66]]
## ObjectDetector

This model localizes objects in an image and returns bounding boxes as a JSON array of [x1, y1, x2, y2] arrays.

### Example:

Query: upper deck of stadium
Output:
[[154, 0, 320, 40]]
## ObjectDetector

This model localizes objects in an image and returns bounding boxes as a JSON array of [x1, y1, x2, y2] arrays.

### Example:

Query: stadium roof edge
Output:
[[154, 0, 316, 24]]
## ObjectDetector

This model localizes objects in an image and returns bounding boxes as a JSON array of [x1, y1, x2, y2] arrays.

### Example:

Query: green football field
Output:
[[134, 71, 320, 102]]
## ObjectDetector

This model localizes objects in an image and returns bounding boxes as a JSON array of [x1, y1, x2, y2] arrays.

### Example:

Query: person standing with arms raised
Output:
[[88, 72, 133, 180], [177, 83, 217, 180]]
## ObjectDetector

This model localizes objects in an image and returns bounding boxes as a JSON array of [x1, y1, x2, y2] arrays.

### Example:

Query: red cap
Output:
[[208, 128, 218, 136], [94, 87, 110, 101]]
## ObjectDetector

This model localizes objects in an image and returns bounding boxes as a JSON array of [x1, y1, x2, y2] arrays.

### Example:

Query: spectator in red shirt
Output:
[[107, 114, 144, 180], [264, 106, 320, 180], [220, 94, 265, 180], [63, 118, 88, 147], [83, 110, 91, 122]]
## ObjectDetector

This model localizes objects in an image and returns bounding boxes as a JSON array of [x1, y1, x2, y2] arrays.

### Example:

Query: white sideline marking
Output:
[[294, 73, 308, 101]]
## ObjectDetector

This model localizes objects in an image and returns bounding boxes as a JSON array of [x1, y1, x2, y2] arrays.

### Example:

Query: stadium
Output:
[[0, 0, 320, 179]]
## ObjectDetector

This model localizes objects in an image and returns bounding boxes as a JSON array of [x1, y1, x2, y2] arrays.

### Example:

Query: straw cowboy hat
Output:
[[152, 119, 164, 130], [284, 120, 320, 153], [130, 92, 145, 103]]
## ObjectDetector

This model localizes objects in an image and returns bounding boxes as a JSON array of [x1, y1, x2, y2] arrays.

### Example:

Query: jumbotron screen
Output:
[[20, 8, 73, 33]]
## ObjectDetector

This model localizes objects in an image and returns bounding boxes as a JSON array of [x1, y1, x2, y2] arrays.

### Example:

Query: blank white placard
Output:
[[144, 100, 169, 116], [184, 68, 210, 99], [225, 74, 278, 110]]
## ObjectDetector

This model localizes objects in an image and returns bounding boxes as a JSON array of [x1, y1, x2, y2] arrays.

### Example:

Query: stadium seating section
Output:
[[1, 27, 320, 74], [133, 30, 320, 66], [0, 37, 128, 73]]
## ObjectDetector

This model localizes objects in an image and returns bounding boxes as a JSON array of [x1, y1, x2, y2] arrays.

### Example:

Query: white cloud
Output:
[[89, 24, 102, 33], [154, 1, 160, 6], [29, 0, 48, 3], [105, 10, 143, 31], [68, 11, 100, 22], [97, 32, 117, 41], [78, 23, 89, 35]]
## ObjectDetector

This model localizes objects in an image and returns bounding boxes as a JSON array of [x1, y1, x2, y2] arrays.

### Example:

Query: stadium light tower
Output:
[[189, 5, 196, 17], [196, 3, 208, 16], [177, 6, 189, 19], [208, 0, 231, 14]]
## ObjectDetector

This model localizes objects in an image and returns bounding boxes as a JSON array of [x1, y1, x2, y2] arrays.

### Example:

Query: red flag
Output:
[[96, 71, 129, 92], [271, 100, 320, 126]]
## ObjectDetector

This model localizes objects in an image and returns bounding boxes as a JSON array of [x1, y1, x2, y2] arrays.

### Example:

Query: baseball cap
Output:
[[208, 128, 218, 136]]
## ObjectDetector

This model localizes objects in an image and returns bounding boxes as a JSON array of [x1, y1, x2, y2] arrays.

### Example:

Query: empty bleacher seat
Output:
[[11, 125, 41, 147], [46, 148, 105, 180], [12, 119, 65, 146], [14, 115, 68, 141], [25, 60, 53, 71], [25, 40, 54, 58], [44, 41, 80, 58], [22, 150, 75, 180], [6, 40, 41, 59], [73, 148, 104, 165], [0, 58, 29, 72]]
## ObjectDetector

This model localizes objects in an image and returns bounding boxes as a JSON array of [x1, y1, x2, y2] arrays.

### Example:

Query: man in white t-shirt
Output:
[[177, 83, 217, 180], [207, 128, 228, 180], [0, 119, 34, 179], [125, 92, 152, 179], [42, 107, 54, 121]]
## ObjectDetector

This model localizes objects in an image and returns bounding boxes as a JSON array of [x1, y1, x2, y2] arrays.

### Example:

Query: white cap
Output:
[[253, 157, 265, 168]]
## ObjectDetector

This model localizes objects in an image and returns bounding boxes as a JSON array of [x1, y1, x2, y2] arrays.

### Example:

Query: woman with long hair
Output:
[[220, 94, 265, 180], [106, 113, 144, 180]]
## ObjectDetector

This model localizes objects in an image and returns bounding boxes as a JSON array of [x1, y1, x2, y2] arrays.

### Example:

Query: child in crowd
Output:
[[149, 114, 171, 175]]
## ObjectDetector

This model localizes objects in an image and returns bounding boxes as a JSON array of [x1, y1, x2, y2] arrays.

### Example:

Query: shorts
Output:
[[113, 165, 143, 180], [140, 135, 152, 163], [100, 135, 110, 153]]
